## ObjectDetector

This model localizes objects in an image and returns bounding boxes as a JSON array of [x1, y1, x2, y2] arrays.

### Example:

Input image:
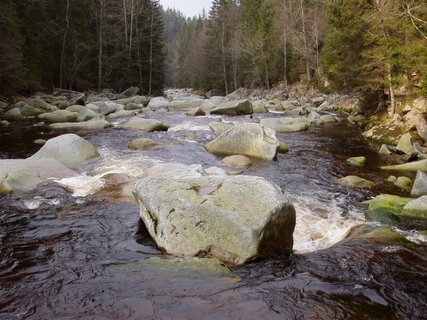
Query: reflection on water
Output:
[[1, 112, 426, 319]]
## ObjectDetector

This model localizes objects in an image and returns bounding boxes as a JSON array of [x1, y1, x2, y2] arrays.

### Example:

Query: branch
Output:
[[405, 4, 427, 40]]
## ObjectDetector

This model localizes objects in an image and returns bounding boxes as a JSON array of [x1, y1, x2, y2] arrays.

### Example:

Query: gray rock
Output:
[[117, 86, 140, 99], [66, 105, 85, 113], [186, 107, 206, 116], [115, 95, 149, 106], [337, 176, 375, 188], [147, 97, 169, 110], [209, 96, 229, 105], [3, 108, 22, 121], [226, 88, 250, 101], [411, 142, 427, 159], [396, 132, 415, 155], [411, 171, 427, 197], [0, 120, 9, 126], [209, 121, 234, 136], [49, 119, 110, 130], [77, 108, 100, 122], [29, 98, 57, 111], [251, 100, 268, 113], [308, 111, 320, 123], [318, 114, 337, 124], [20, 105, 44, 117], [402, 196, 427, 219], [69, 93, 86, 106], [34, 139, 46, 145], [221, 155, 252, 169], [39, 110, 78, 123], [205, 123, 279, 160], [107, 110, 137, 119], [168, 99, 206, 112], [379, 144, 392, 155], [0, 159, 76, 194], [210, 100, 253, 116], [416, 114, 427, 142], [312, 96, 325, 107], [381, 159, 427, 172], [199, 100, 216, 111], [98, 101, 124, 115], [260, 117, 310, 133], [133, 173, 296, 265], [128, 138, 159, 150], [28, 133, 100, 168], [122, 117, 168, 132], [124, 103, 143, 111]]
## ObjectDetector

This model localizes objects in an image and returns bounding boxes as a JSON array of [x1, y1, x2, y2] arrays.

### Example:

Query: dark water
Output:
[[1, 112, 426, 319]]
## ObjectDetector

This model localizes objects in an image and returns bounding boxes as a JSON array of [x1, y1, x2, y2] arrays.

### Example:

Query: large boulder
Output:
[[29, 98, 57, 111], [205, 123, 279, 160], [97, 101, 124, 115], [209, 96, 229, 105], [402, 196, 427, 219], [396, 132, 416, 155], [226, 88, 250, 101], [28, 134, 100, 168], [411, 171, 427, 197], [0, 159, 76, 194], [147, 97, 169, 110], [210, 100, 253, 116], [117, 86, 140, 99], [3, 108, 23, 121], [77, 108, 100, 122], [38, 110, 78, 123], [260, 117, 310, 133], [122, 117, 168, 132], [168, 99, 206, 112], [133, 173, 296, 265], [20, 105, 44, 117]]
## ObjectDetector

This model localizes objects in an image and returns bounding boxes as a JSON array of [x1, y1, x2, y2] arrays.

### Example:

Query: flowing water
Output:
[[1, 108, 427, 319]]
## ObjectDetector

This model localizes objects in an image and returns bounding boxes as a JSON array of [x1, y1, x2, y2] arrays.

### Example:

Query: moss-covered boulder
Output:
[[3, 108, 22, 121], [49, 119, 109, 130], [133, 173, 296, 265], [402, 196, 427, 219], [205, 123, 279, 160], [38, 110, 78, 123], [346, 156, 367, 167], [393, 176, 413, 192], [337, 175, 375, 188]]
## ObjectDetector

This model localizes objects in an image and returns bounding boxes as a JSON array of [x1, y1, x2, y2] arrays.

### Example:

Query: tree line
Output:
[[0, 0, 164, 96], [1, 0, 426, 111], [166, 0, 426, 111]]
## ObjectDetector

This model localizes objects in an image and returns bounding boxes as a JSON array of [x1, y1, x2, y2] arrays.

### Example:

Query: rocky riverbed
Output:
[[1, 88, 426, 318]]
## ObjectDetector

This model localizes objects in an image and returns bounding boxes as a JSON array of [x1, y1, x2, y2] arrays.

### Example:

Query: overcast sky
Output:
[[160, 0, 212, 17]]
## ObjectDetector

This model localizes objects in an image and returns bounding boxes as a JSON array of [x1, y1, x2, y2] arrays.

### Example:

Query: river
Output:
[[1, 105, 426, 319]]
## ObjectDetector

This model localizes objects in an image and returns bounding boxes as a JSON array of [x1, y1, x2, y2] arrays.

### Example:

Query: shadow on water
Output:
[[1, 112, 426, 319]]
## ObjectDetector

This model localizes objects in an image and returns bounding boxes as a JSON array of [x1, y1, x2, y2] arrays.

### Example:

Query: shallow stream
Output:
[[1, 109, 426, 319]]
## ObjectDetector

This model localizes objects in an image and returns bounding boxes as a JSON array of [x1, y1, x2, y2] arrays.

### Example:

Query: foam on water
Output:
[[24, 197, 61, 210], [290, 194, 364, 253], [169, 123, 211, 132]]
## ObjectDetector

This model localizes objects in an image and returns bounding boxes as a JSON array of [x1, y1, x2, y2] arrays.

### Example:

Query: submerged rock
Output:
[[205, 123, 279, 160], [133, 173, 296, 265], [260, 117, 310, 133], [28, 133, 100, 168], [343, 225, 410, 244], [278, 143, 289, 154], [128, 138, 159, 150]]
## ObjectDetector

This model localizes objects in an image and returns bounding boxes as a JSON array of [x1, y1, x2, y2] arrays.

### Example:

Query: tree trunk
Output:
[[387, 63, 396, 117], [98, 0, 104, 93], [59, 0, 70, 89], [299, 0, 311, 81], [148, 2, 154, 96], [220, 21, 228, 95], [123, 0, 128, 43], [128, 0, 134, 63]]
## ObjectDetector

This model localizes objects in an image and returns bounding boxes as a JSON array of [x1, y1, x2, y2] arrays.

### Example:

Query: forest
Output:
[[1, 0, 426, 107]]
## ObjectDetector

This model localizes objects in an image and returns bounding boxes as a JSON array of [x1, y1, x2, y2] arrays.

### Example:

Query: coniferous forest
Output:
[[1, 0, 426, 104]]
